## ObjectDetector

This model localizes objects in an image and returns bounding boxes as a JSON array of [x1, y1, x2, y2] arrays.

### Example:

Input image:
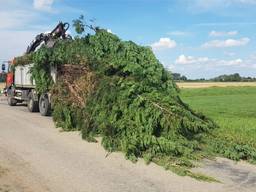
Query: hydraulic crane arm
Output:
[[26, 22, 71, 54]]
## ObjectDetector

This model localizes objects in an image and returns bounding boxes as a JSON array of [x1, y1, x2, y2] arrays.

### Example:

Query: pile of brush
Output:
[[15, 28, 216, 178]]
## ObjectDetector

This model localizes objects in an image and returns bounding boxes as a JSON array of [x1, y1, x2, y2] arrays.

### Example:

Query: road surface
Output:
[[0, 96, 256, 192]]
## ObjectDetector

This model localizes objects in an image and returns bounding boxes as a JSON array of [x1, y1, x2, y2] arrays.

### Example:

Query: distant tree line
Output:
[[172, 73, 188, 81], [172, 73, 206, 82], [211, 73, 256, 82], [172, 73, 256, 82]]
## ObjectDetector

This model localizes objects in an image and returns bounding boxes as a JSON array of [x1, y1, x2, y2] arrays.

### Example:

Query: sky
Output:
[[0, 0, 256, 79]]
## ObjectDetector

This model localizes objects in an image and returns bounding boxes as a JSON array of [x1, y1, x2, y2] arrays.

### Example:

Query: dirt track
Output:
[[0, 96, 256, 192]]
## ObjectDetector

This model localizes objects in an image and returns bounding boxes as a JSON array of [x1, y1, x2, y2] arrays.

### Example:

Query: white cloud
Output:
[[33, 0, 54, 11], [191, 0, 256, 9], [196, 22, 256, 26], [218, 58, 243, 66], [224, 51, 236, 56], [175, 55, 209, 65], [167, 31, 190, 36], [192, 0, 227, 9], [175, 54, 243, 67], [249, 53, 256, 60], [166, 64, 175, 71], [241, 53, 256, 68], [151, 38, 177, 50], [170, 53, 256, 79], [0, 11, 37, 30], [0, 0, 81, 63], [209, 30, 238, 37], [232, 0, 256, 4], [202, 37, 250, 48], [0, 6, 43, 61], [0, 30, 40, 60], [107, 29, 112, 33]]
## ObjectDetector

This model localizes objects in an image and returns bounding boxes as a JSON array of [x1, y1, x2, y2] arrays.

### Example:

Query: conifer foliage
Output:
[[15, 26, 217, 176]]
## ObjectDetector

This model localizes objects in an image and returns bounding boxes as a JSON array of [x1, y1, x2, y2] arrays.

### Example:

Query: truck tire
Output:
[[39, 94, 51, 116], [7, 96, 17, 106], [27, 92, 39, 112], [7, 88, 17, 106]]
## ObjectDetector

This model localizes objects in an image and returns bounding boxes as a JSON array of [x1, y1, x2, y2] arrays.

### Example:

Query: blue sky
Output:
[[1, 0, 256, 78]]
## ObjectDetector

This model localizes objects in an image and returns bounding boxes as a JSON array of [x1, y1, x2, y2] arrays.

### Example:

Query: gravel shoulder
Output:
[[0, 96, 256, 192]]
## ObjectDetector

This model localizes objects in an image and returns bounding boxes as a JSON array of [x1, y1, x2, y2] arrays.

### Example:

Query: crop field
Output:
[[181, 86, 256, 150], [177, 82, 256, 89]]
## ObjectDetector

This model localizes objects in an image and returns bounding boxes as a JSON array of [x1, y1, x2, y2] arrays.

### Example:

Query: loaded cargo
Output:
[[4, 20, 219, 178]]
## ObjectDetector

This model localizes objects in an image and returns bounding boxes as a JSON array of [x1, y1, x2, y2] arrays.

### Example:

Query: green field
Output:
[[181, 86, 256, 161]]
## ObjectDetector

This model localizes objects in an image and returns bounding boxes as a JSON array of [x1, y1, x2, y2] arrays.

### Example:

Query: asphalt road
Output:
[[0, 96, 255, 192]]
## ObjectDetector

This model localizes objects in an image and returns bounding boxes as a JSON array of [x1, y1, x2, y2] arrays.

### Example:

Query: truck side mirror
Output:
[[2, 63, 5, 72]]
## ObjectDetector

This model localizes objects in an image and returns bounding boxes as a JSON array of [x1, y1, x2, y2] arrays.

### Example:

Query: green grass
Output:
[[181, 86, 256, 161]]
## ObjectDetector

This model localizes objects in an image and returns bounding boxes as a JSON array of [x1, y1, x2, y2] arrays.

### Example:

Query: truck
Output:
[[5, 22, 70, 116]]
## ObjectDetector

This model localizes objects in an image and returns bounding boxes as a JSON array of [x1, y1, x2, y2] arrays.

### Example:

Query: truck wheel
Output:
[[27, 92, 39, 112], [39, 94, 51, 116], [7, 88, 17, 106], [7, 96, 17, 106]]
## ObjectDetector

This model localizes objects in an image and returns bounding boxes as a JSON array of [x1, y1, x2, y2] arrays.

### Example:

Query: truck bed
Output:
[[15, 64, 35, 88]]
